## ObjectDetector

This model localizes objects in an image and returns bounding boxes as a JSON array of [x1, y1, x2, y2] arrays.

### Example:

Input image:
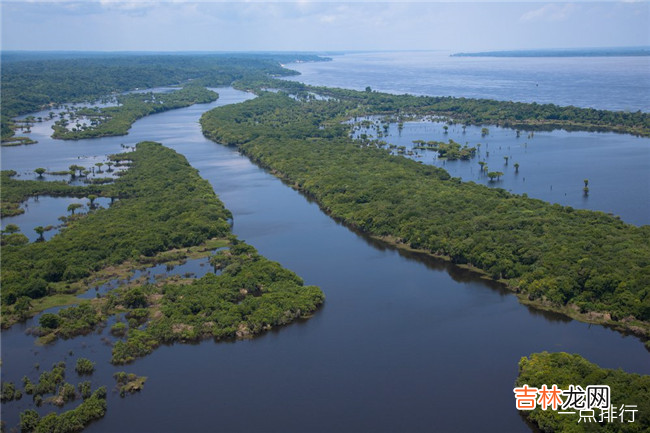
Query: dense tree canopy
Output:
[[516, 352, 650, 432]]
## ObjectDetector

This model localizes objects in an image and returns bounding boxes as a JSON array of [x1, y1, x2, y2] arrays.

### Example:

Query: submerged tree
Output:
[[487, 171, 503, 181], [34, 168, 46, 178], [67, 203, 83, 215], [34, 226, 45, 242]]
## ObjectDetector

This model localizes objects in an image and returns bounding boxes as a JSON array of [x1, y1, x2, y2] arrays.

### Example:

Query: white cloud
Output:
[[520, 3, 578, 22]]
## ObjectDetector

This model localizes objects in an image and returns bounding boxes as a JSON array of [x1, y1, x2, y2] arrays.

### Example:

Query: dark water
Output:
[[285, 51, 650, 112], [2, 196, 112, 242], [1, 88, 648, 433], [354, 119, 650, 226]]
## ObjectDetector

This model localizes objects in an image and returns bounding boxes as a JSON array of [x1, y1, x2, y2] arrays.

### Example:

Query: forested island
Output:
[[201, 85, 650, 340], [516, 352, 650, 432]]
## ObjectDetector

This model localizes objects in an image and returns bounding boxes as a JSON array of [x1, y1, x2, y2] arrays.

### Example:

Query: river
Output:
[[285, 51, 650, 112], [1, 87, 648, 433]]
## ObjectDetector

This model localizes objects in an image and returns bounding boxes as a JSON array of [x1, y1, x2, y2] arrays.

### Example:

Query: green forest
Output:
[[201, 90, 650, 339], [516, 352, 650, 432]]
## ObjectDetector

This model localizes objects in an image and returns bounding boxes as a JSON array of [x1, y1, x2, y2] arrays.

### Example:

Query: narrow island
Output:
[[201, 85, 650, 341]]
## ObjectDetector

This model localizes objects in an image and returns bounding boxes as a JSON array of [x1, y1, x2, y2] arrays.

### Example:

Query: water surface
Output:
[[286, 51, 650, 112]]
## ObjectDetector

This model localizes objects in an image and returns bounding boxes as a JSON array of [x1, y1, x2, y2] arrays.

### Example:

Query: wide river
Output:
[[1, 85, 649, 432]]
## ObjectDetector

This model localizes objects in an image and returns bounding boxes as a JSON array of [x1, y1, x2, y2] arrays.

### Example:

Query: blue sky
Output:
[[1, 1, 648, 52]]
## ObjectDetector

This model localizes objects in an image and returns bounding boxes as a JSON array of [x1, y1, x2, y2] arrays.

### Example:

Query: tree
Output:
[[35, 168, 47, 178], [488, 171, 503, 181], [584, 179, 589, 188], [503, 156, 509, 165], [514, 162, 520, 173], [39, 313, 60, 329], [481, 127, 489, 137], [34, 226, 46, 242], [75, 358, 95, 375], [68, 203, 83, 215], [106, 162, 114, 172], [443, 125, 449, 134], [2, 224, 20, 234], [13, 296, 32, 319], [95, 162, 104, 172], [87, 195, 97, 209], [365, 86, 372, 93]]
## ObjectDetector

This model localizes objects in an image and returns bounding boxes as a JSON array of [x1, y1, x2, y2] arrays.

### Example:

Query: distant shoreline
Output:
[[452, 47, 650, 58]]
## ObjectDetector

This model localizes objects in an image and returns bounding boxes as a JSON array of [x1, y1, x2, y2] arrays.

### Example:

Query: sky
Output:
[[1, 1, 648, 52]]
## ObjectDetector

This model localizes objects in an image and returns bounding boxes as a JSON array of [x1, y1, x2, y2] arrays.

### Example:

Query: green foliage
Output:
[[36, 303, 101, 341], [51, 86, 218, 140], [1, 381, 22, 402], [74, 358, 95, 375], [113, 372, 147, 397], [201, 91, 650, 335], [111, 242, 324, 364], [110, 321, 127, 337], [26, 387, 107, 433], [516, 352, 650, 432], [1, 142, 231, 312], [20, 409, 40, 432], [77, 381, 92, 400]]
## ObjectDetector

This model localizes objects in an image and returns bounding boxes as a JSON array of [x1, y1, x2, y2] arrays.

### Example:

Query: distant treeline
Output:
[[0, 53, 327, 140], [201, 90, 650, 337], [242, 78, 650, 136], [452, 47, 650, 57]]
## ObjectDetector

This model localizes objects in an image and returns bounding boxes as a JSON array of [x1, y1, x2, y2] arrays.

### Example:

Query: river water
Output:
[[285, 51, 650, 112], [1, 85, 649, 432]]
